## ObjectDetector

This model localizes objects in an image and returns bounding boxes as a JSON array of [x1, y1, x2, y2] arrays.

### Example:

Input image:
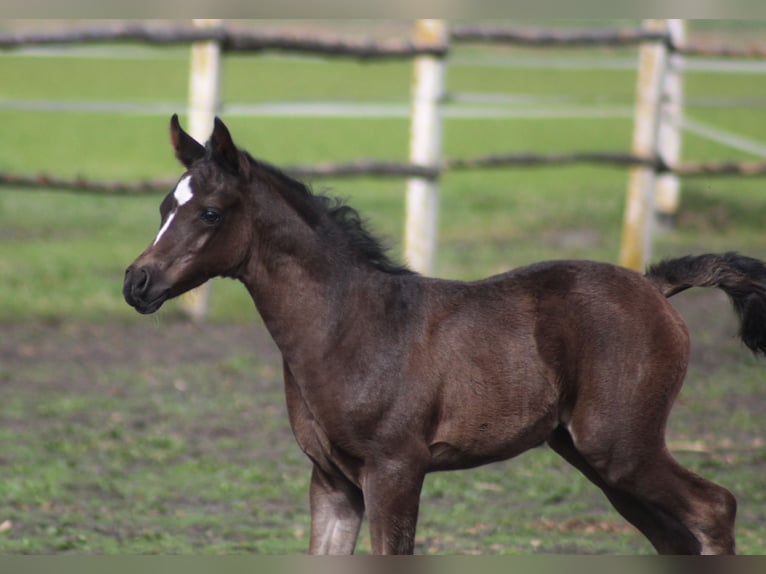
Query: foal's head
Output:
[[123, 115, 253, 314]]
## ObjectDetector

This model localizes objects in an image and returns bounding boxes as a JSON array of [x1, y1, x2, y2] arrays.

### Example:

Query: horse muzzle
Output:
[[123, 265, 171, 315]]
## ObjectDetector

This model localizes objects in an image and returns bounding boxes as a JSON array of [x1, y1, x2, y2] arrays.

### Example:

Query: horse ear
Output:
[[210, 116, 244, 175], [169, 114, 205, 168]]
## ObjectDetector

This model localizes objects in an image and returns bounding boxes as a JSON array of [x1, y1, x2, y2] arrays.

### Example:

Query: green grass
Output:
[[2, 103, 761, 320], [1, 33, 766, 554], [1, 315, 764, 555], [0, 341, 310, 554]]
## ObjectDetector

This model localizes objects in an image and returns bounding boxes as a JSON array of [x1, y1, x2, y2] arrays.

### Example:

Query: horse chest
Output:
[[283, 372, 366, 486]]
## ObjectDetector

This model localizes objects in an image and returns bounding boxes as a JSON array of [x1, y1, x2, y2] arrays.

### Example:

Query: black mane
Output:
[[246, 154, 414, 276]]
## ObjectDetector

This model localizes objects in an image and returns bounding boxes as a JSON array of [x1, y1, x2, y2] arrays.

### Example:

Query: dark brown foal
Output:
[[124, 116, 765, 554]]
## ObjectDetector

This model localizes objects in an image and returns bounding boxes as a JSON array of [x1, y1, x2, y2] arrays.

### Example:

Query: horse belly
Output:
[[428, 373, 558, 472]]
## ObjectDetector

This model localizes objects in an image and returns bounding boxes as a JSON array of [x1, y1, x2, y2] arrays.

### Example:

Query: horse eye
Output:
[[200, 208, 222, 226]]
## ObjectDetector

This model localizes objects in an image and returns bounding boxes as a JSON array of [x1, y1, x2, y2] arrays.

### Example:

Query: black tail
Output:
[[646, 252, 766, 355]]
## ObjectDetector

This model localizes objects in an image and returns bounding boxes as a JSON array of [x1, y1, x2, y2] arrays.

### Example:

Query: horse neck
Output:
[[237, 179, 365, 364]]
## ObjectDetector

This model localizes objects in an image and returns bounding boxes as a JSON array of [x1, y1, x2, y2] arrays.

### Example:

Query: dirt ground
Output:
[[1, 317, 279, 375], [1, 288, 764, 464], [3, 288, 763, 473], [0, 288, 750, 397], [1, 288, 765, 554]]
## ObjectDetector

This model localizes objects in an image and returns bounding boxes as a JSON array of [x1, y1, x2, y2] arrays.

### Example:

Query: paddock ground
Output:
[[1, 288, 764, 554]]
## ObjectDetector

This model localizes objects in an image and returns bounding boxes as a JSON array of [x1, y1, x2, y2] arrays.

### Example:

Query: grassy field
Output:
[[1, 22, 766, 554]]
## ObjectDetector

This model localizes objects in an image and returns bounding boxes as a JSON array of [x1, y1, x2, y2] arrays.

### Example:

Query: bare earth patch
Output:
[[0, 288, 764, 554]]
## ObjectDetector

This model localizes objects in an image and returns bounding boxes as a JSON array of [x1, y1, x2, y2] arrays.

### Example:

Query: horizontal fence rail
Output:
[[0, 22, 447, 59], [4, 155, 766, 195], [451, 25, 766, 59], [3, 22, 766, 60], [678, 43, 766, 59], [450, 25, 671, 47]]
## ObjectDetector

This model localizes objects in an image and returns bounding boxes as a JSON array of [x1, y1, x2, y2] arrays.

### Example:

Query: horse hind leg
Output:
[[548, 426, 701, 554], [559, 420, 737, 554], [556, 304, 737, 554], [617, 448, 737, 554]]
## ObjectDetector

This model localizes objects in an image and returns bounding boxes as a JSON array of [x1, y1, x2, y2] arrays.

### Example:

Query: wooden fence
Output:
[[2, 20, 766, 318]]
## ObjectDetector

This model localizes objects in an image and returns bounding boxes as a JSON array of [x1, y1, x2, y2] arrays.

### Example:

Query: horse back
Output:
[[475, 259, 689, 389]]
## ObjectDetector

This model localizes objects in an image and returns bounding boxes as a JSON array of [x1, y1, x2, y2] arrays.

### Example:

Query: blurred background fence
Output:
[[2, 19, 766, 319]]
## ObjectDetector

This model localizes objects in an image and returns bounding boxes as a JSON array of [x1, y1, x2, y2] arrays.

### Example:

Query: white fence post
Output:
[[404, 19, 448, 276], [619, 19, 669, 272], [654, 19, 686, 229], [180, 19, 223, 322]]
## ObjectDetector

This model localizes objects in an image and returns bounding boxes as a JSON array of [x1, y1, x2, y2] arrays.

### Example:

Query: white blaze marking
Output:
[[153, 211, 176, 246], [153, 175, 194, 246], [174, 175, 193, 206]]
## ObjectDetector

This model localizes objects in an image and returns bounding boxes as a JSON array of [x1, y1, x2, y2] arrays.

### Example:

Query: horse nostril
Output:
[[125, 266, 152, 298], [136, 268, 150, 293], [123, 264, 169, 314]]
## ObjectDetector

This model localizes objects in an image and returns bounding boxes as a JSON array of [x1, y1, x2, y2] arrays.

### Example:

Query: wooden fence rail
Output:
[[450, 25, 670, 47], [3, 22, 766, 59], [0, 22, 447, 58], [3, 155, 766, 195]]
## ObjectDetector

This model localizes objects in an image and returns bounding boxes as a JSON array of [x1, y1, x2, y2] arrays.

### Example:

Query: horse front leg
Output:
[[308, 464, 365, 554], [363, 460, 427, 555]]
